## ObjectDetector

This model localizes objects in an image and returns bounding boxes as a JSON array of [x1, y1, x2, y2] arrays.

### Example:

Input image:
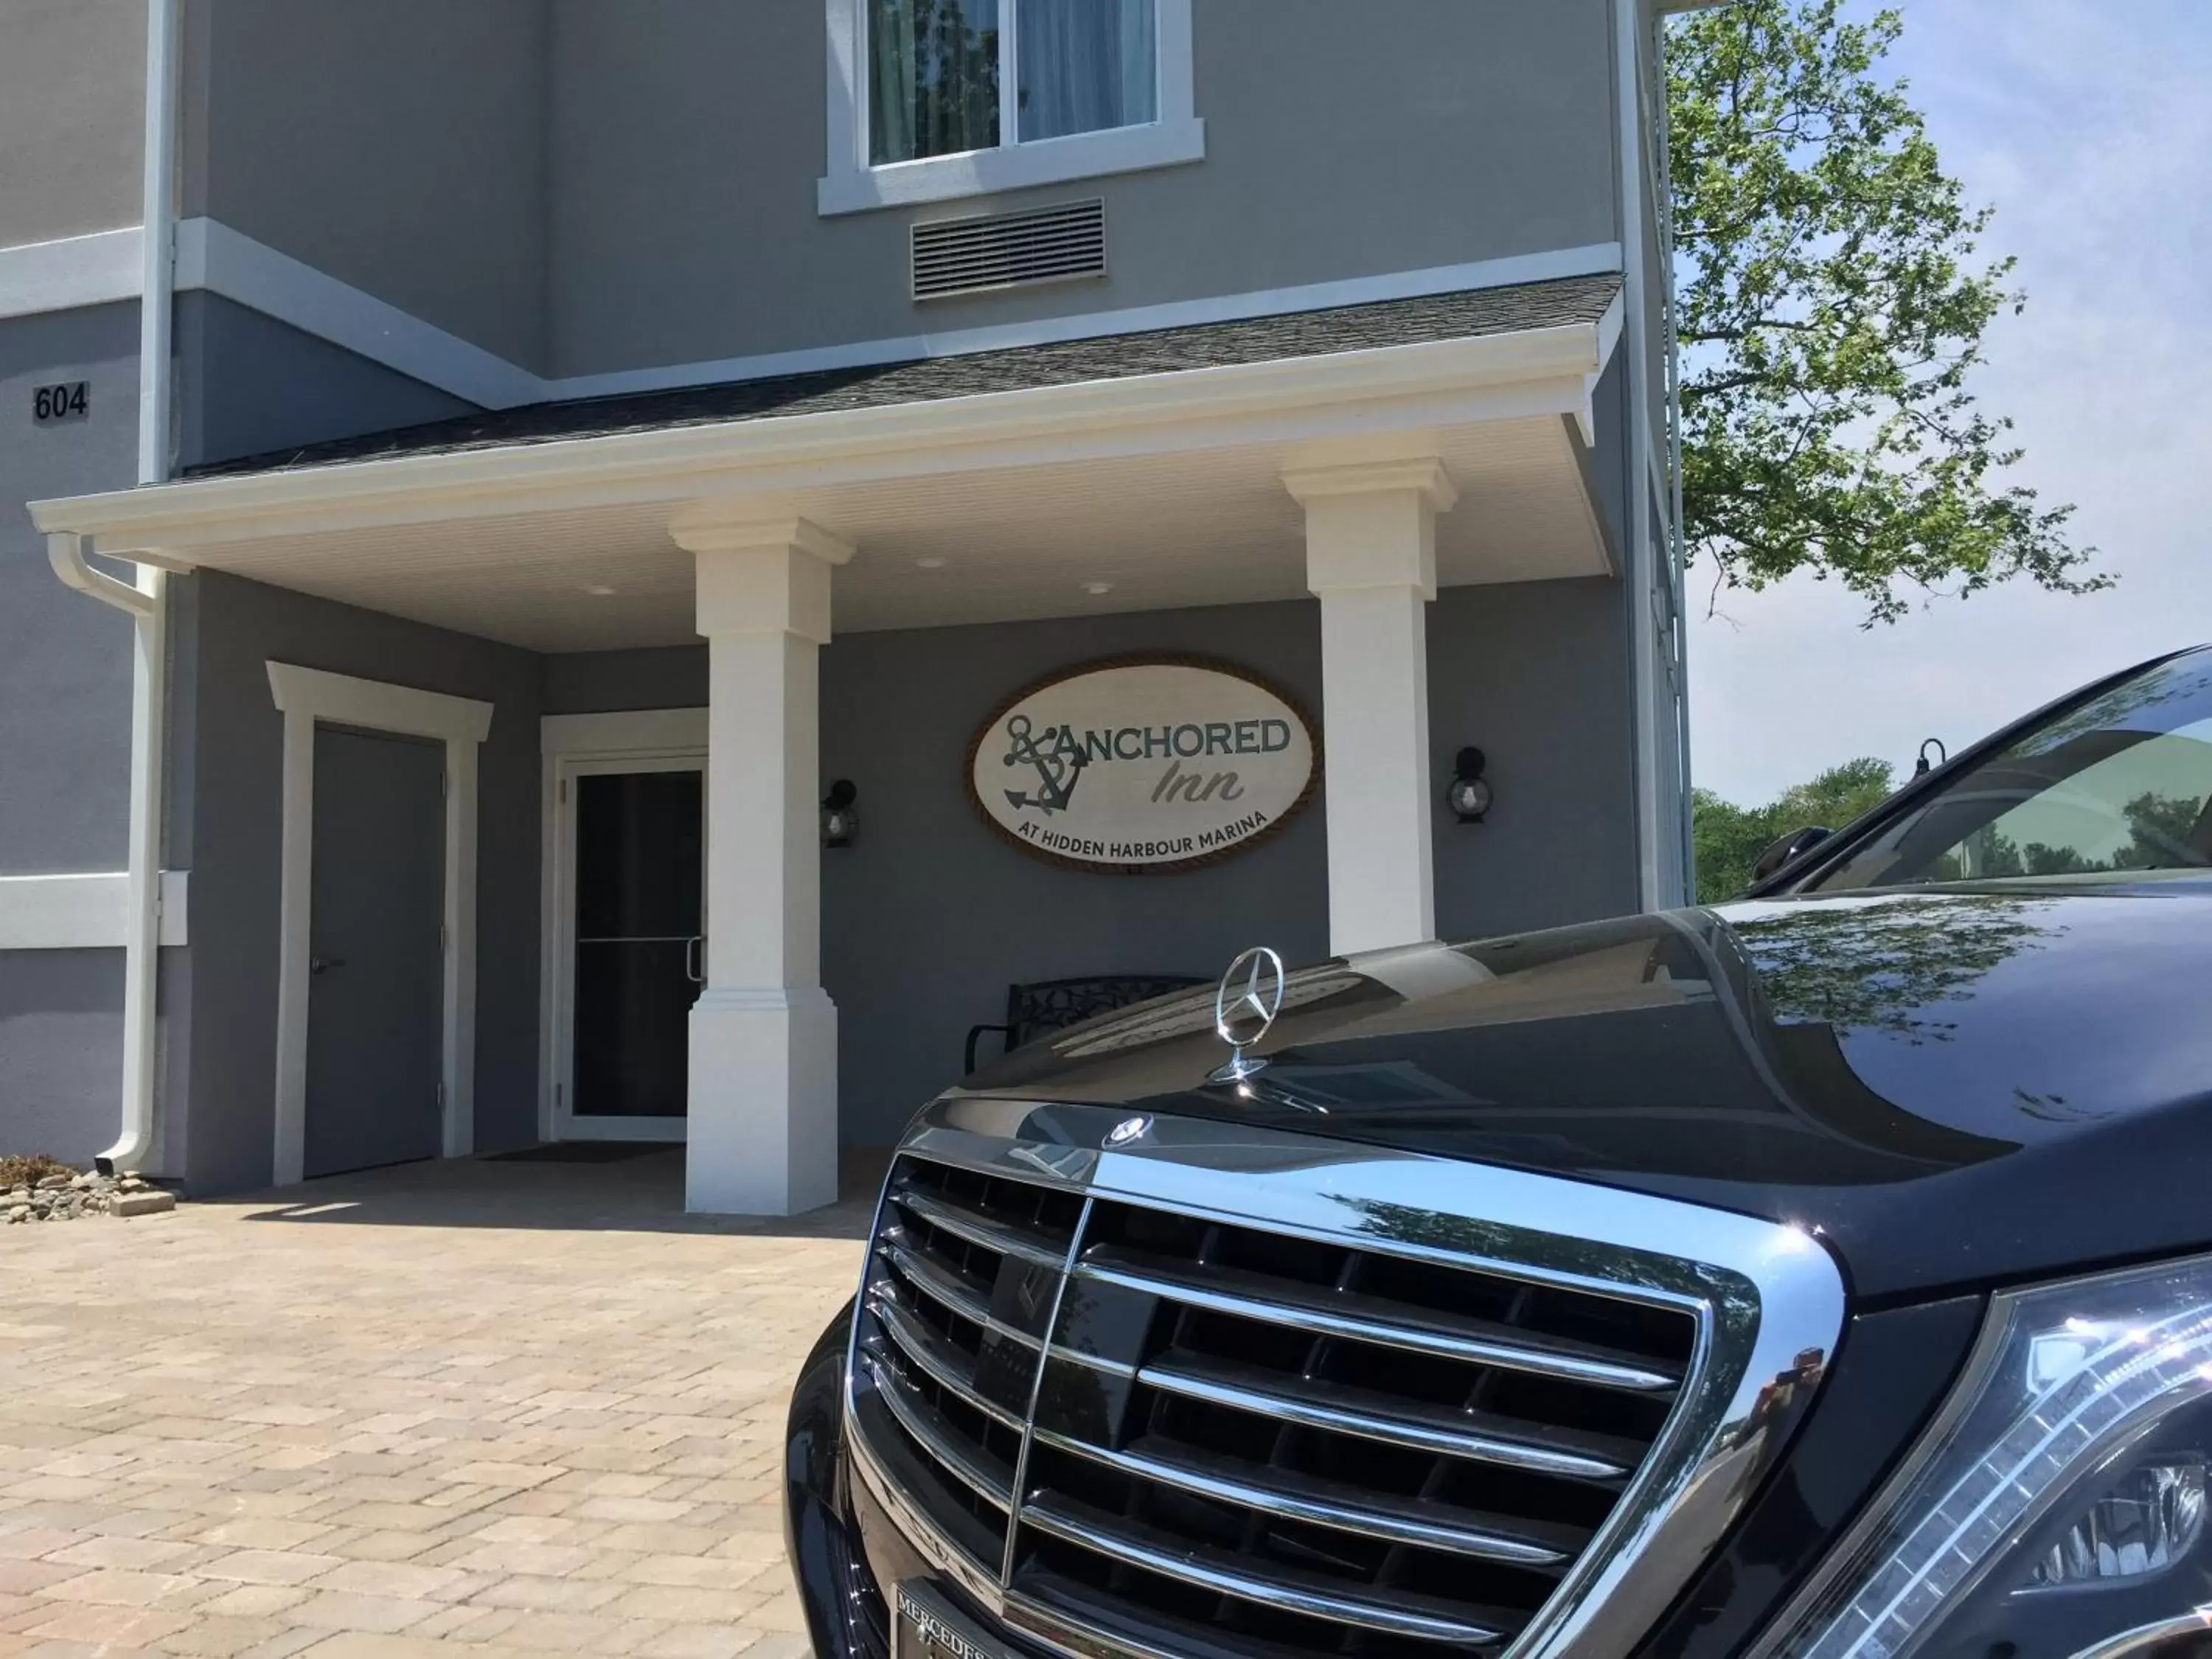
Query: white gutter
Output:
[[52, 0, 181, 1176]]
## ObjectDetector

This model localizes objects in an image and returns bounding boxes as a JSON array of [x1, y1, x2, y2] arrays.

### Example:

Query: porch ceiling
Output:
[[32, 280, 1625, 654], [121, 416, 1600, 652]]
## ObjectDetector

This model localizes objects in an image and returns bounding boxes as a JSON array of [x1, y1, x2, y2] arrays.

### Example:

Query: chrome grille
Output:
[[1017, 1200, 1692, 1658], [845, 1106, 1846, 1659], [851, 1156, 1082, 1572]]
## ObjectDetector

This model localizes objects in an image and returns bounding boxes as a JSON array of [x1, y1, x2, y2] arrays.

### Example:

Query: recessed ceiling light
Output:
[[914, 556, 948, 569], [582, 583, 617, 597], [1082, 581, 1114, 596]]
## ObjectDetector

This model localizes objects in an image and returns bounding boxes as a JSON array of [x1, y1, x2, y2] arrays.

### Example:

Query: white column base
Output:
[[686, 986, 840, 1217]]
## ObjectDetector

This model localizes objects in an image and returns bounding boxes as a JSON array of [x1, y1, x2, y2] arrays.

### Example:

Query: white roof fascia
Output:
[[30, 319, 1615, 558]]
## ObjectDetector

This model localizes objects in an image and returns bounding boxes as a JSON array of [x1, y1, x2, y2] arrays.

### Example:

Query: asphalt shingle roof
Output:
[[190, 272, 1622, 479]]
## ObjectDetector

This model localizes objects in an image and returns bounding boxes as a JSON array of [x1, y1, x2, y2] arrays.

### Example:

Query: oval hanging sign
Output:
[[967, 655, 1320, 874]]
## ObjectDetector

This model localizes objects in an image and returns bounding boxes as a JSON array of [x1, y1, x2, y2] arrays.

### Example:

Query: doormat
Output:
[[484, 1142, 669, 1164]]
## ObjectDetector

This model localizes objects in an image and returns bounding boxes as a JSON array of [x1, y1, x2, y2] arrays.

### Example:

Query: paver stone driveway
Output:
[[0, 1150, 871, 1659]]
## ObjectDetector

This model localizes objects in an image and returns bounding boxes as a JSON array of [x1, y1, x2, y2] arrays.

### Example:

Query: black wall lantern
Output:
[[1446, 747, 1492, 824], [821, 779, 858, 849]]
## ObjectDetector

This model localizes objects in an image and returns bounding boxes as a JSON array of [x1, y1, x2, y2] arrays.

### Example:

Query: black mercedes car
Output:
[[786, 644, 2212, 1659]]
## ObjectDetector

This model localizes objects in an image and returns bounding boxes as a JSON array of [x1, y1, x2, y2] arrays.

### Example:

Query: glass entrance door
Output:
[[559, 765, 703, 1138]]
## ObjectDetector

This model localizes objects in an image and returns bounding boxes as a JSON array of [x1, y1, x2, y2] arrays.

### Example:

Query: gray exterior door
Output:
[[304, 725, 446, 1179]]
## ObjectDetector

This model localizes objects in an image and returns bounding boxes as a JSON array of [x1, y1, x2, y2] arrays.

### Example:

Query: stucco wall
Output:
[[0, 303, 142, 1165], [183, 0, 551, 369], [543, 0, 1620, 378], [542, 647, 709, 717], [139, 0, 1628, 384], [14, 0, 1634, 387], [0, 0, 144, 248], [818, 602, 1332, 1147], [1427, 579, 1640, 944], [175, 293, 475, 470], [168, 571, 544, 1195], [549, 576, 1639, 1150], [0, 951, 123, 1165], [0, 304, 139, 873]]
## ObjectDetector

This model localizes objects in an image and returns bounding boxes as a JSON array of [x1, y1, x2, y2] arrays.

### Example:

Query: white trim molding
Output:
[[818, 0, 1200, 215], [540, 709, 709, 758], [0, 870, 188, 950], [0, 218, 1618, 420], [265, 663, 493, 1188], [819, 119, 1206, 216], [175, 219, 543, 410], [556, 243, 1625, 404], [0, 227, 144, 319], [538, 712, 711, 1150]]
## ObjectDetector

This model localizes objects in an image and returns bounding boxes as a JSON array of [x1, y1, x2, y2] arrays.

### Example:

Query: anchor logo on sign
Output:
[[1001, 713, 1088, 815]]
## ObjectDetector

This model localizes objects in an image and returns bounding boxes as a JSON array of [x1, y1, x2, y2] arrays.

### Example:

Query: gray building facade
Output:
[[3, 0, 1694, 1207]]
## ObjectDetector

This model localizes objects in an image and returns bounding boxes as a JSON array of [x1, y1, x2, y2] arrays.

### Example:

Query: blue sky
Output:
[[1685, 1, 2212, 804]]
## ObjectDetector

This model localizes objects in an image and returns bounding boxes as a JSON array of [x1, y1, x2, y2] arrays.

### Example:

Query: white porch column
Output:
[[1284, 459, 1458, 958], [675, 514, 855, 1216]]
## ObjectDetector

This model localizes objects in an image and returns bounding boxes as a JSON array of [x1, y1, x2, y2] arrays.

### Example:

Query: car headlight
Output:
[[1755, 1252, 2212, 1659]]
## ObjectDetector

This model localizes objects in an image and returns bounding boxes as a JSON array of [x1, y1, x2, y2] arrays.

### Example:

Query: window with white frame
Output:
[[821, 0, 1200, 215], [869, 0, 1157, 162]]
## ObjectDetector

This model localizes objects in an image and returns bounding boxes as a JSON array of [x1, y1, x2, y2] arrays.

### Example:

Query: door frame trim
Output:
[[538, 710, 709, 1146], [268, 663, 493, 1187]]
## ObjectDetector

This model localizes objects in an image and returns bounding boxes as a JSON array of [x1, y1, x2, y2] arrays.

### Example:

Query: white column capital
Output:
[[671, 511, 856, 565], [1287, 458, 1455, 602], [677, 514, 854, 644], [1281, 457, 1458, 513]]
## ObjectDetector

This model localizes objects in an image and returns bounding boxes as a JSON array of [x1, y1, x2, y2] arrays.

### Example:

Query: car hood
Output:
[[960, 885, 2212, 1300]]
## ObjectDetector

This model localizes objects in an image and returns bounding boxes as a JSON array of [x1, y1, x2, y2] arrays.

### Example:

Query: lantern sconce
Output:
[[1446, 748, 1492, 824], [821, 779, 858, 849]]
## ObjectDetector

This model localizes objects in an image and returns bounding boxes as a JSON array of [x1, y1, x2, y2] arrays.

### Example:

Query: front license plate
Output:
[[896, 1580, 1008, 1659]]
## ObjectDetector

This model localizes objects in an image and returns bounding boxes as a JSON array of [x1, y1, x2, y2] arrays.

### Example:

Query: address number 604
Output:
[[32, 382, 90, 424]]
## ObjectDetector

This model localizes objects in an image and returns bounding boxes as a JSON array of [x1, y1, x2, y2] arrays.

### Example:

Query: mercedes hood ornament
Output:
[[1210, 946, 1286, 1083]]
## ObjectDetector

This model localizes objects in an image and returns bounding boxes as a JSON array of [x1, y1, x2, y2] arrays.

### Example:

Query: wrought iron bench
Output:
[[964, 974, 1208, 1074]]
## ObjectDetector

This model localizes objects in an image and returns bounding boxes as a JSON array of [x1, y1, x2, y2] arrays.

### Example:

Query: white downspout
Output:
[[139, 0, 179, 490], [111, 557, 166, 1178], [1652, 12, 1698, 901], [49, 537, 165, 1175], [1615, 0, 1664, 909], [56, 0, 181, 1175]]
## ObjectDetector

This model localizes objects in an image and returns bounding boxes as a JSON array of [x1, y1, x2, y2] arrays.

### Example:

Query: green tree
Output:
[[1962, 791, 2204, 878], [1694, 757, 1896, 902], [2116, 793, 2207, 869], [1668, 1, 2108, 622]]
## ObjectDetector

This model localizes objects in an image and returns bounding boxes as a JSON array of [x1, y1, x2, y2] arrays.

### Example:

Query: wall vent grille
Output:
[[912, 199, 1107, 302]]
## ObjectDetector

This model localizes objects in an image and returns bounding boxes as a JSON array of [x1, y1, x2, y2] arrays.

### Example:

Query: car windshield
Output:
[[1809, 650, 2212, 892]]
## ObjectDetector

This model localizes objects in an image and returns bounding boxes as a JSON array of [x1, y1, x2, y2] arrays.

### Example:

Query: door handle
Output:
[[684, 936, 704, 984], [310, 956, 346, 975]]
